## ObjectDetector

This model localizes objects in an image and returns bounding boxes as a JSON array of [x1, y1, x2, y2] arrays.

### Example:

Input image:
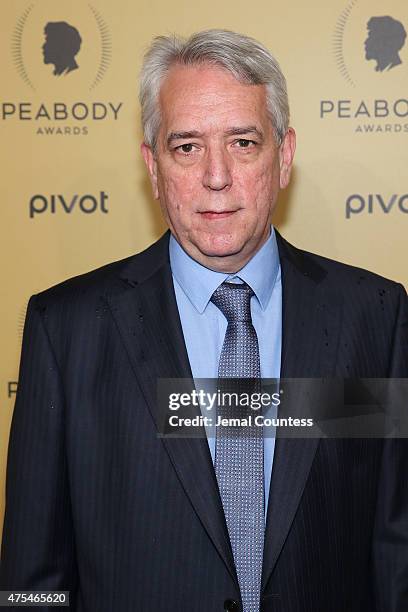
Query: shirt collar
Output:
[[169, 226, 280, 314]]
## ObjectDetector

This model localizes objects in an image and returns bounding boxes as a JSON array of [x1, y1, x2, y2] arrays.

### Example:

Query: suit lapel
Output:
[[262, 232, 343, 591], [106, 232, 238, 586]]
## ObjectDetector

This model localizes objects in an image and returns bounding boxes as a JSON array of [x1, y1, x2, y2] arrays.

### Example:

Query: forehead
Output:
[[158, 63, 269, 133]]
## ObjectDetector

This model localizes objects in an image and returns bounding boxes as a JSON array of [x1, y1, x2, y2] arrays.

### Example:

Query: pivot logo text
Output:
[[30, 191, 109, 218], [346, 194, 408, 218]]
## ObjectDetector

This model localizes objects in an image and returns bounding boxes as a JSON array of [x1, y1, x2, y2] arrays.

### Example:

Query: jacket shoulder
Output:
[[303, 248, 403, 290], [280, 233, 406, 296], [32, 233, 169, 310]]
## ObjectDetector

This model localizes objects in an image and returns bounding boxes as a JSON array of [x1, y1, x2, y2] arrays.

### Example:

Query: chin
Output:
[[194, 233, 245, 259]]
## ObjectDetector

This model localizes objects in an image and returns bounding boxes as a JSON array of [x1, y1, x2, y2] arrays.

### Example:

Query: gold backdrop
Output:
[[1, 0, 407, 538]]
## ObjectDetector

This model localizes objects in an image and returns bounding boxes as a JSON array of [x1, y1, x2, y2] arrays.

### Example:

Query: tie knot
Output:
[[211, 281, 254, 322]]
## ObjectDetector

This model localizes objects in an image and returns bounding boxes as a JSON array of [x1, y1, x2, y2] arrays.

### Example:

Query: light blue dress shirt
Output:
[[169, 227, 282, 516]]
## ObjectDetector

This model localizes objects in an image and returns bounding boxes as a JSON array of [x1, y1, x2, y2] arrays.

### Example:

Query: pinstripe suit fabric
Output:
[[1, 230, 407, 611]]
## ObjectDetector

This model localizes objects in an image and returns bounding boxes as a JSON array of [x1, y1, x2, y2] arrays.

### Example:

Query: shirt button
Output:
[[224, 599, 239, 611]]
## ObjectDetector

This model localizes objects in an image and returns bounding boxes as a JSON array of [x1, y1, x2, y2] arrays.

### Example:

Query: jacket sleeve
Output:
[[372, 283, 408, 612], [0, 295, 78, 609]]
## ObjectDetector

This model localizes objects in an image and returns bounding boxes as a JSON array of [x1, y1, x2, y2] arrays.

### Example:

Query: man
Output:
[[1, 29, 407, 612]]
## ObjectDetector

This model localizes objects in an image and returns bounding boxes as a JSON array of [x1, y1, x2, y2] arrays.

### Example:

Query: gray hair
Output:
[[139, 29, 289, 151]]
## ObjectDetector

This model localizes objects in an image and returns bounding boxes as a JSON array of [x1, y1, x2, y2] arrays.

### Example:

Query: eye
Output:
[[234, 139, 257, 148], [176, 143, 196, 154]]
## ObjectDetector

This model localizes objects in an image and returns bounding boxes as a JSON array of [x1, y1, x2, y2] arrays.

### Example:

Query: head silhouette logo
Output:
[[12, 3, 111, 91], [333, 0, 407, 86], [42, 21, 82, 76], [365, 16, 407, 72]]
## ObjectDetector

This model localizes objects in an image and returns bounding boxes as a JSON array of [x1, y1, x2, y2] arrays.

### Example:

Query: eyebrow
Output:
[[166, 125, 264, 146], [224, 126, 264, 140], [167, 131, 202, 146]]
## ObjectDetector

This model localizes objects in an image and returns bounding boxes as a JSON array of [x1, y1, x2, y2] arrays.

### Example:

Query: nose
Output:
[[202, 146, 232, 191]]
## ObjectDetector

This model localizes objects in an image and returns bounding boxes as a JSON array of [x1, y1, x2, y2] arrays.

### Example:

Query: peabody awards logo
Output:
[[3, 2, 123, 136], [320, 0, 408, 134]]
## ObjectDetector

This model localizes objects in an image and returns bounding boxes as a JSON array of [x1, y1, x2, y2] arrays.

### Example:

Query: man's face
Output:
[[42, 33, 53, 64], [142, 63, 295, 272], [364, 29, 376, 60]]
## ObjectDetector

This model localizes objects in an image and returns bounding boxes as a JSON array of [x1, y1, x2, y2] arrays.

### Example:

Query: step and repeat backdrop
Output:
[[1, 0, 407, 536]]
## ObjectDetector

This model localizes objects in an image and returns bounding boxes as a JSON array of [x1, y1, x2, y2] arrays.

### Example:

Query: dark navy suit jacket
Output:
[[1, 231, 407, 611]]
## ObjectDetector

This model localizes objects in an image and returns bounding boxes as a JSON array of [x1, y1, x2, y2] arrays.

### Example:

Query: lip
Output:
[[199, 210, 237, 220]]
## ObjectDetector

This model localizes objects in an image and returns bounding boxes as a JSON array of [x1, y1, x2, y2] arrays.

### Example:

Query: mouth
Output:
[[199, 210, 238, 220]]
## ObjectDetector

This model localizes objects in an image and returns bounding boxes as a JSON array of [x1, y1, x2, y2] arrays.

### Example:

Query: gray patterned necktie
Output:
[[211, 281, 264, 612]]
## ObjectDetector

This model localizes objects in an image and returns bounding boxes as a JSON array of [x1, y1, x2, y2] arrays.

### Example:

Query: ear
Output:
[[141, 142, 159, 199], [279, 127, 296, 189]]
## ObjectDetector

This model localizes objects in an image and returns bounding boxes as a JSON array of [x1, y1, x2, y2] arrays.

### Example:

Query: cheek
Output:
[[157, 166, 199, 217], [234, 162, 278, 209]]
